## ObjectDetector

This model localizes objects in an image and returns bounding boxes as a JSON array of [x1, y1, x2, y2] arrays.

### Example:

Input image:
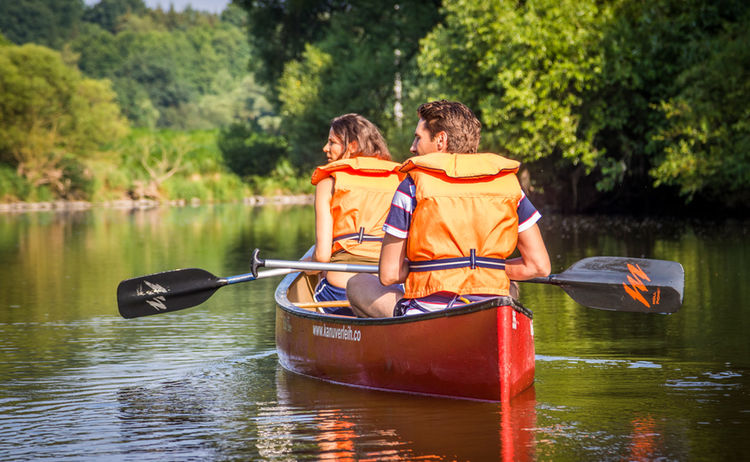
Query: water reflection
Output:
[[270, 369, 538, 461]]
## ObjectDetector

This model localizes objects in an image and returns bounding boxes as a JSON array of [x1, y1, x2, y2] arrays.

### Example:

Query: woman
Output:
[[309, 114, 402, 314]]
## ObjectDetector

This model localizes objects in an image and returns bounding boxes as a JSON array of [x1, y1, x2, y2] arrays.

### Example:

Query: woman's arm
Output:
[[505, 223, 551, 281], [313, 177, 334, 264]]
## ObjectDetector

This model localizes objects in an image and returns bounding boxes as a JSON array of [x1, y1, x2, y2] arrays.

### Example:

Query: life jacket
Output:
[[311, 157, 403, 259], [401, 152, 523, 298]]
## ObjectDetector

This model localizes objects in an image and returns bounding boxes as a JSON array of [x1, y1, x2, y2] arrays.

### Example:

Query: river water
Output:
[[0, 204, 748, 460]]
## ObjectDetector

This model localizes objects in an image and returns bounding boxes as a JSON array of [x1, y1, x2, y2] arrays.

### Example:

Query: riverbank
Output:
[[0, 195, 314, 214]]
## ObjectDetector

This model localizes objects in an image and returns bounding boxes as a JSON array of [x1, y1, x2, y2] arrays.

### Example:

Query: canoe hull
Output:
[[275, 272, 535, 402]]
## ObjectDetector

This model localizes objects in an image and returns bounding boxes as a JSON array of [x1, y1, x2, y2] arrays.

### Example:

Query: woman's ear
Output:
[[346, 140, 359, 156]]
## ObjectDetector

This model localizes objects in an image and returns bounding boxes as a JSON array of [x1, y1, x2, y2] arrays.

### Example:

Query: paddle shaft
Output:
[[250, 249, 376, 276]]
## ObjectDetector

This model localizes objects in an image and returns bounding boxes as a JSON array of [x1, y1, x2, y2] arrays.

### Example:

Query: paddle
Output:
[[117, 267, 295, 319], [116, 252, 379, 319], [250, 250, 684, 314], [117, 251, 683, 319], [523, 256, 684, 314]]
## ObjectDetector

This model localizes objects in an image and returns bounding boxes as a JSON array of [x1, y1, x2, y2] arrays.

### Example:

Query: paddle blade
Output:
[[117, 268, 225, 319], [552, 257, 684, 314]]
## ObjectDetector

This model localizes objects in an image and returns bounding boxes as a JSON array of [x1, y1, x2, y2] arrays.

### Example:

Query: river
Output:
[[0, 204, 748, 460]]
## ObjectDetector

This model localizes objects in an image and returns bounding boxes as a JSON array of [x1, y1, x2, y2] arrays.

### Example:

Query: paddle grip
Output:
[[250, 248, 265, 278]]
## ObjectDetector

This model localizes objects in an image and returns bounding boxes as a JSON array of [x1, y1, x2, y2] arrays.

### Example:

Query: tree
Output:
[[236, 0, 347, 88], [243, 0, 442, 169], [600, 0, 750, 206], [419, 0, 609, 209], [82, 0, 148, 33], [71, 5, 260, 129], [418, 0, 750, 212], [218, 121, 289, 178], [0, 43, 128, 198], [0, 0, 84, 48]]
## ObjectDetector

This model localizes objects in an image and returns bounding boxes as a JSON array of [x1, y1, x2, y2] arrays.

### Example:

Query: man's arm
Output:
[[505, 223, 551, 280], [379, 233, 408, 286]]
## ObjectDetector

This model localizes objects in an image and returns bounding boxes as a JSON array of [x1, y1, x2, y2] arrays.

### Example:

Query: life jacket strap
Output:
[[408, 250, 506, 272], [333, 227, 381, 244]]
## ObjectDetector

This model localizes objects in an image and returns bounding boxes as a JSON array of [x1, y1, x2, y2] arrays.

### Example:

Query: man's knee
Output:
[[346, 273, 375, 307]]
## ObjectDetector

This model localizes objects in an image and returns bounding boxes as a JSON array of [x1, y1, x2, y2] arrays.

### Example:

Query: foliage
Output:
[[643, 4, 750, 204], [243, 0, 442, 170], [82, 0, 148, 33], [0, 42, 128, 198], [218, 122, 290, 178], [2, 0, 749, 212], [0, 164, 30, 201], [69, 2, 263, 130], [419, 0, 609, 202], [114, 129, 236, 200], [0, 0, 84, 49], [248, 158, 314, 196], [236, 0, 344, 88], [418, 0, 750, 212]]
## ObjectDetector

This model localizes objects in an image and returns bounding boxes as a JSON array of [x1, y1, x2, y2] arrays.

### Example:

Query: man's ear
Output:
[[435, 131, 448, 152]]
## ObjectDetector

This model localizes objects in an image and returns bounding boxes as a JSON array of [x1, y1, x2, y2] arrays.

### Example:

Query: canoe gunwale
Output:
[[274, 271, 533, 324]]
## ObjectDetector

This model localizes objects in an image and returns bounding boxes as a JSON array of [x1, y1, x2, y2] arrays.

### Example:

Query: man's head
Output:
[[410, 100, 481, 156]]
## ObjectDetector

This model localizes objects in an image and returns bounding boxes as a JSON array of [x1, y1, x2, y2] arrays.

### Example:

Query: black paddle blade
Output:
[[552, 257, 684, 314], [117, 268, 226, 319]]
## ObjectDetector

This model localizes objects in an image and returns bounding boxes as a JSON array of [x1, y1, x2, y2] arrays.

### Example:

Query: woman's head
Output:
[[323, 113, 391, 162]]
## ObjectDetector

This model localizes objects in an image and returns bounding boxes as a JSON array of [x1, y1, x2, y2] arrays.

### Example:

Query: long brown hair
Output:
[[330, 113, 392, 160]]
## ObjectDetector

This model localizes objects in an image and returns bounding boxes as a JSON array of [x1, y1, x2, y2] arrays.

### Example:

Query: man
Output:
[[346, 100, 550, 317]]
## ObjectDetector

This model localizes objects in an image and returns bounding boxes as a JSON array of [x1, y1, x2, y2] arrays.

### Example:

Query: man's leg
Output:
[[346, 274, 404, 318]]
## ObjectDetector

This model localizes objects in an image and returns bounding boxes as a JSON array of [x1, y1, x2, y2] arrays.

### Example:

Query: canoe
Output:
[[273, 250, 536, 402]]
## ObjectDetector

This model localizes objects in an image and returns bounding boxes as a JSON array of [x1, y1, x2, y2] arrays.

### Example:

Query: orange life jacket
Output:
[[311, 157, 403, 259], [401, 152, 523, 298]]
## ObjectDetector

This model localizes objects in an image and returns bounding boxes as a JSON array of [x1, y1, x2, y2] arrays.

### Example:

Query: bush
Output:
[[0, 164, 29, 201], [218, 122, 289, 178]]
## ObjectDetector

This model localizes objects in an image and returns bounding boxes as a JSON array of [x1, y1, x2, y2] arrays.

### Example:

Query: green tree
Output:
[[599, 0, 750, 207], [0, 43, 128, 199], [82, 0, 147, 33], [419, 0, 750, 212], [245, 0, 441, 169], [650, 20, 750, 204], [218, 121, 289, 178], [420, 0, 610, 209], [0, 0, 84, 48], [236, 0, 346, 88], [71, 5, 261, 130]]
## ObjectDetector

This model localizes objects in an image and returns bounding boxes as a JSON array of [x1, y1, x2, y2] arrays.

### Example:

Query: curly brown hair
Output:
[[330, 113, 392, 160], [417, 100, 481, 153]]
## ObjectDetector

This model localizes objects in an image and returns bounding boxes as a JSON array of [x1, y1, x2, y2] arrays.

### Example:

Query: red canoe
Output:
[[274, 266, 536, 402]]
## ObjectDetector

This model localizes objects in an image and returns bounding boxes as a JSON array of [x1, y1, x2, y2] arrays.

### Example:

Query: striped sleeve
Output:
[[517, 191, 541, 233], [383, 177, 416, 239]]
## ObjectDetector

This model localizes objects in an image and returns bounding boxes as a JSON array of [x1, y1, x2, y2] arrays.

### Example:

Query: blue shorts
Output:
[[313, 277, 354, 316]]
